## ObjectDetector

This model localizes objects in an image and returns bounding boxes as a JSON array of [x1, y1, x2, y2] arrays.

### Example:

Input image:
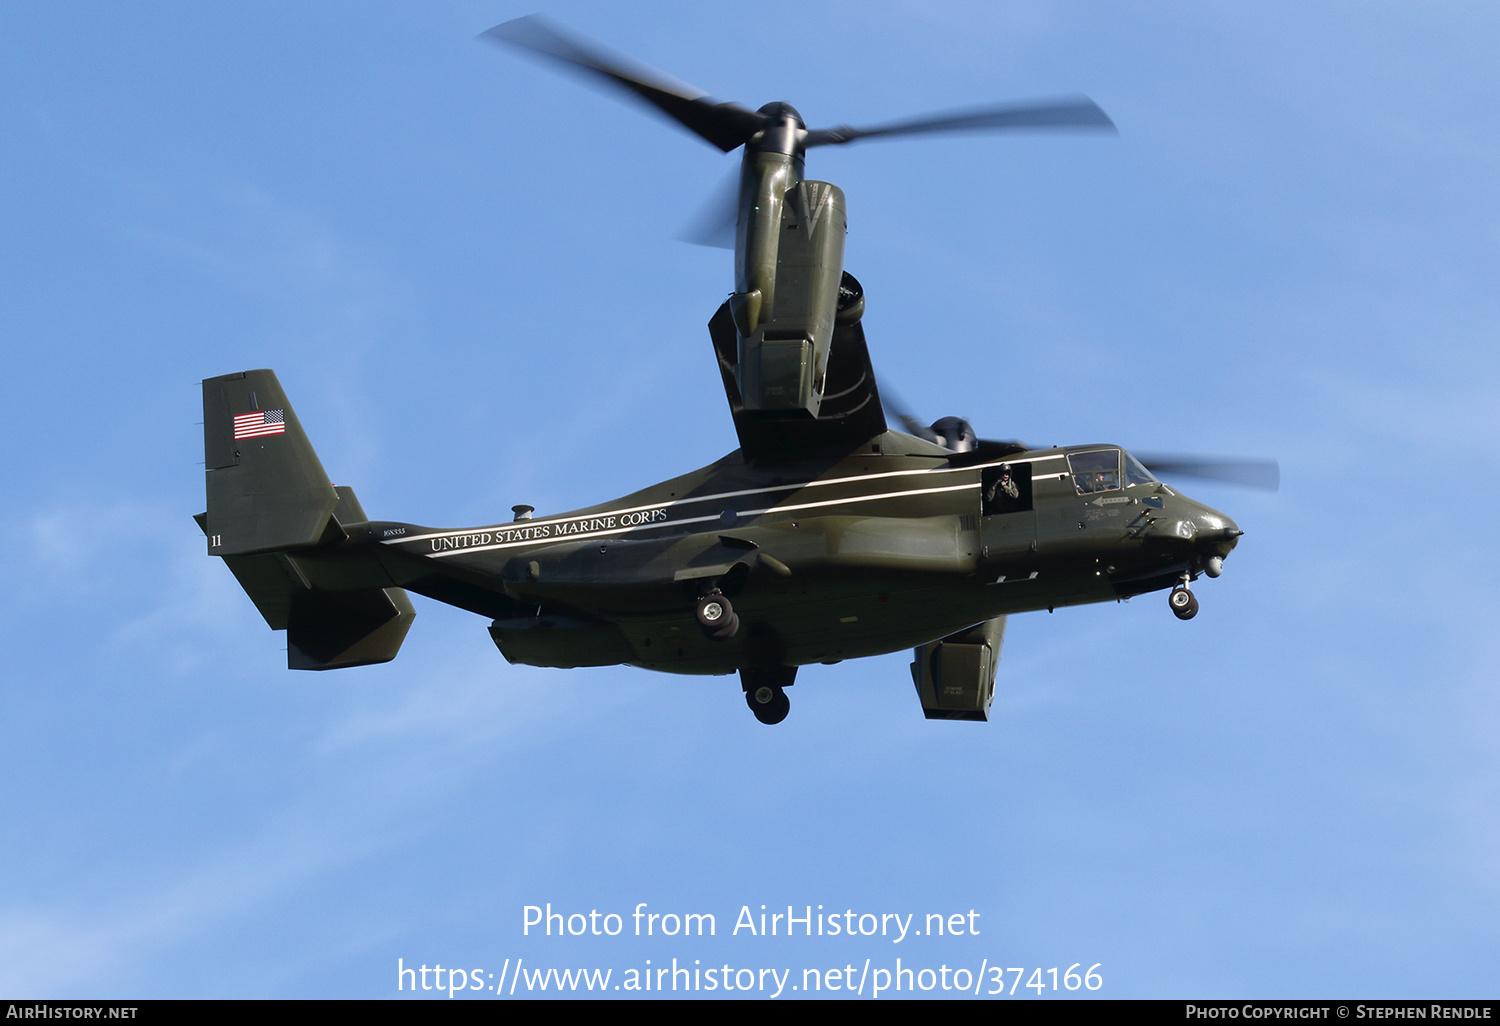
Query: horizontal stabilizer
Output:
[[286, 585, 416, 671], [196, 490, 416, 670]]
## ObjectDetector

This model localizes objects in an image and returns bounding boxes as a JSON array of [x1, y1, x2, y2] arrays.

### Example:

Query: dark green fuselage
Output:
[[324, 431, 1238, 676]]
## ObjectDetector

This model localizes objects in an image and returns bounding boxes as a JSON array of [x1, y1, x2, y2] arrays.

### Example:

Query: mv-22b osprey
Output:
[[197, 18, 1274, 724]]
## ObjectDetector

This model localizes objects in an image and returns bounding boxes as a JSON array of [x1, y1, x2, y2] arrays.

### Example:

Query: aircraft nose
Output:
[[1191, 509, 1241, 581], [1193, 510, 1242, 552], [1199, 508, 1239, 531]]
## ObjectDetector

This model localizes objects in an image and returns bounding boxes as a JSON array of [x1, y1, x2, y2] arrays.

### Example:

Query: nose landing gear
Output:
[[1169, 576, 1199, 620]]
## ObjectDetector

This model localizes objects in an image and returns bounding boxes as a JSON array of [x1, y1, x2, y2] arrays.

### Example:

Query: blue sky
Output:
[[2, 1, 1498, 1000]]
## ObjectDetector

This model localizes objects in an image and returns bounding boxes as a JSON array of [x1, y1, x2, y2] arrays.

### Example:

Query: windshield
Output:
[[1123, 451, 1158, 487], [1067, 449, 1120, 494]]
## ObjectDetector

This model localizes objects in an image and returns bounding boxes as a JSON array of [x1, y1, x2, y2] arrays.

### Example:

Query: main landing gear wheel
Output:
[[1169, 587, 1199, 620], [695, 591, 739, 639], [746, 684, 790, 725]]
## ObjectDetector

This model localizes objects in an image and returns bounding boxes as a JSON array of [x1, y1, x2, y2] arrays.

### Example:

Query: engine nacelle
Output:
[[928, 416, 977, 452], [735, 180, 847, 417], [910, 616, 1006, 721]]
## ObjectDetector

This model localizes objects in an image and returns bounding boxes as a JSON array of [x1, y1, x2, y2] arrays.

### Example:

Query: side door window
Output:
[[981, 462, 1032, 514]]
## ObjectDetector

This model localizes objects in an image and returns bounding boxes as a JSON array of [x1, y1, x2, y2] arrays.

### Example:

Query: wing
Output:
[[708, 301, 888, 462]]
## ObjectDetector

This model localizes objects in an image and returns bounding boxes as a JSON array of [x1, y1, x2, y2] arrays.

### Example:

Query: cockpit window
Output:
[[1067, 449, 1121, 493], [1124, 452, 1158, 488]]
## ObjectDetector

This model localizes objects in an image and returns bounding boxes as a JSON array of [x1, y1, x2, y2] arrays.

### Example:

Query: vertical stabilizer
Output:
[[199, 370, 416, 669], [203, 370, 340, 556]]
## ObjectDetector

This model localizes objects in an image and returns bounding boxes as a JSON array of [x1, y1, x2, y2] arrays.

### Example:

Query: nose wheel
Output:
[[696, 590, 740, 639], [1169, 583, 1199, 620]]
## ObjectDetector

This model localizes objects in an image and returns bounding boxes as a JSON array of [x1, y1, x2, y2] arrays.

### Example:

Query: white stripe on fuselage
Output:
[[389, 453, 1065, 549], [412, 482, 980, 559]]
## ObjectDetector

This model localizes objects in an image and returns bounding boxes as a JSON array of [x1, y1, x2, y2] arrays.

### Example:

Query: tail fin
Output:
[[200, 370, 415, 670], [203, 370, 340, 555]]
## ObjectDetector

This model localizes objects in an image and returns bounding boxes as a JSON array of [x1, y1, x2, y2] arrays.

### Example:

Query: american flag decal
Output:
[[233, 409, 286, 439]]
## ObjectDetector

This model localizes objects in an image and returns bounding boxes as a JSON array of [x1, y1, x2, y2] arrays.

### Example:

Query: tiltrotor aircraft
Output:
[[197, 17, 1275, 724]]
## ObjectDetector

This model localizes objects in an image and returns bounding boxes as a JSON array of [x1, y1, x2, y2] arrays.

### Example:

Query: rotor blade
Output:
[[805, 96, 1115, 147], [678, 168, 740, 248], [1136, 454, 1280, 492], [480, 16, 769, 152], [877, 383, 940, 443]]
